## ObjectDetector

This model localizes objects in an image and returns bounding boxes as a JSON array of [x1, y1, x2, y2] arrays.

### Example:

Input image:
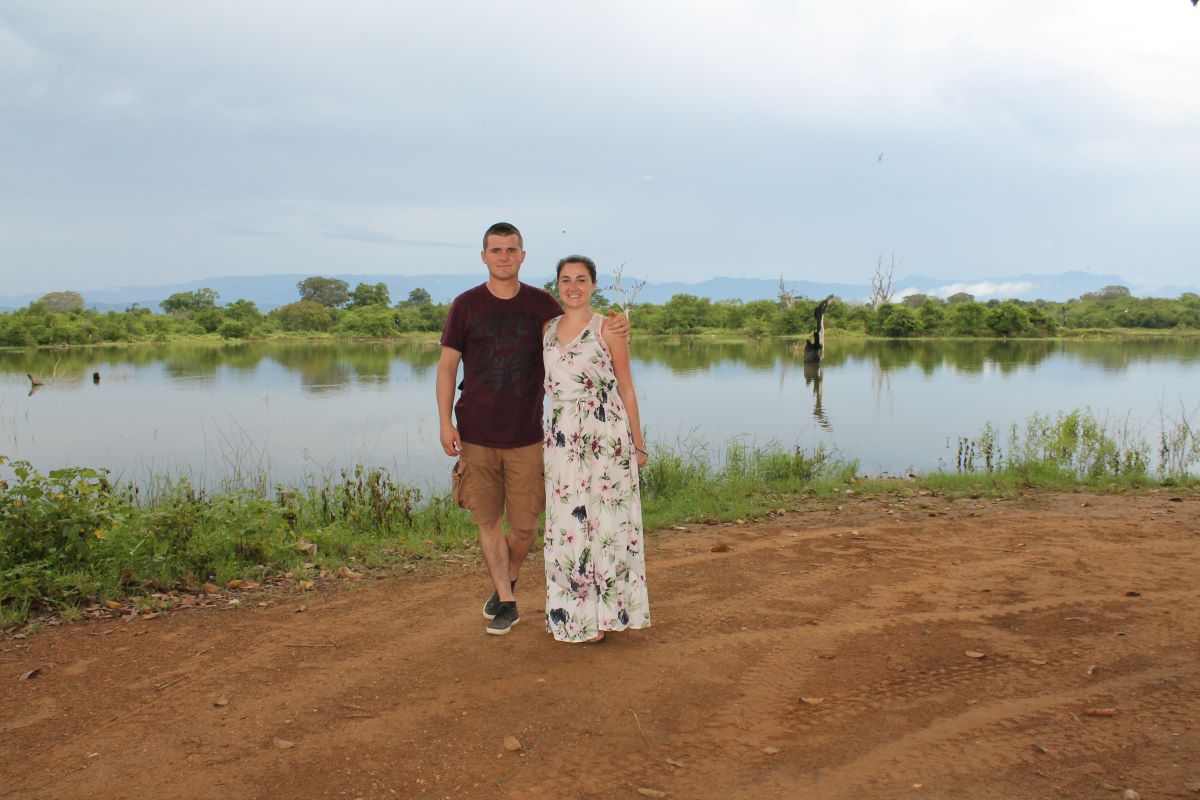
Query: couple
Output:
[[436, 222, 651, 643]]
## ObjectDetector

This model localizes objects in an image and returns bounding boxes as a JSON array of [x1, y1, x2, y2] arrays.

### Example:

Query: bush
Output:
[[881, 305, 921, 337], [218, 318, 254, 339], [274, 300, 334, 332]]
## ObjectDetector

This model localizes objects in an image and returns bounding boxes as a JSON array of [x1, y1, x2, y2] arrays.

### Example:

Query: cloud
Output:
[[931, 281, 1036, 300], [213, 227, 281, 238], [323, 227, 468, 248], [1, 1, 1198, 294]]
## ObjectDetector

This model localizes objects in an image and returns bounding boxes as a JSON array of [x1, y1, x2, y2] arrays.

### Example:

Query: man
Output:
[[437, 222, 628, 635]]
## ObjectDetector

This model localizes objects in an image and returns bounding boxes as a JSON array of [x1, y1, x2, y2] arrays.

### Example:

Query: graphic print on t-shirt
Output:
[[467, 310, 544, 398]]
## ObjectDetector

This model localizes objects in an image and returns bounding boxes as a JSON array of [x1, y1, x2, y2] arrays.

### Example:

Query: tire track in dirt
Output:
[[625, 496, 1200, 799], [2, 492, 1197, 800]]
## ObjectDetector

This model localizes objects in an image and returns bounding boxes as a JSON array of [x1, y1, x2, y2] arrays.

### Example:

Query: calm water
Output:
[[2, 338, 1198, 490]]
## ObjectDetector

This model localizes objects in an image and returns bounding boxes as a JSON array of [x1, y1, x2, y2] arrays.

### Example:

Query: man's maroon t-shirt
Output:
[[441, 282, 563, 448]]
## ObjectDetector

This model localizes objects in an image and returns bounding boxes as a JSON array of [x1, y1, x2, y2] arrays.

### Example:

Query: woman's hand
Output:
[[635, 447, 648, 469]]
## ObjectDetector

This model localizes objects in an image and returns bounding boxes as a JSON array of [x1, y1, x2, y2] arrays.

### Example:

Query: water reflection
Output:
[[3, 337, 1198, 388], [2, 337, 1197, 485], [802, 361, 831, 432]]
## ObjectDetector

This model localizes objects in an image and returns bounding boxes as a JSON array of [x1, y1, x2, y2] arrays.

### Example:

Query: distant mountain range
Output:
[[1, 271, 1195, 312]]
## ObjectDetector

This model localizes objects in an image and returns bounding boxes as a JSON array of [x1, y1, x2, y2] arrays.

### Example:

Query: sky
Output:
[[2, 1, 1198, 297]]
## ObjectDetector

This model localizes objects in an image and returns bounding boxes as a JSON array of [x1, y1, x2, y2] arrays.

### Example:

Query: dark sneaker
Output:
[[482, 580, 516, 620], [486, 602, 519, 635]]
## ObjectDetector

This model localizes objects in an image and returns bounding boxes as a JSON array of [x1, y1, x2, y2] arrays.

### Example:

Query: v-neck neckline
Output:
[[555, 312, 596, 349]]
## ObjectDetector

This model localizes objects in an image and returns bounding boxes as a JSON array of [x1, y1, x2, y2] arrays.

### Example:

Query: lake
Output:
[[2, 338, 1198, 491]]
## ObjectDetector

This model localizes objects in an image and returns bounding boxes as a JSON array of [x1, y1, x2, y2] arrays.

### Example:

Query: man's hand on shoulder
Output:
[[606, 309, 631, 339]]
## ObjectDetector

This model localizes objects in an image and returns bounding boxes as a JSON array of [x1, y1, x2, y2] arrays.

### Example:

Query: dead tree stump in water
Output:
[[802, 295, 835, 363]]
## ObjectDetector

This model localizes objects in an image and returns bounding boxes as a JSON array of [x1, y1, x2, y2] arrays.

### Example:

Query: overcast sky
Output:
[[2, 1, 1198, 297]]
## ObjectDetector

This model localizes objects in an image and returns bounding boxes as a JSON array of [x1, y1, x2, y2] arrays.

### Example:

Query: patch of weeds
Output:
[[942, 409, 1200, 488]]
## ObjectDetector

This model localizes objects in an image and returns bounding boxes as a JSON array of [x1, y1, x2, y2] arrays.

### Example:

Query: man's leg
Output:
[[459, 443, 513, 611], [505, 526, 536, 584], [478, 517, 516, 602], [502, 442, 547, 587]]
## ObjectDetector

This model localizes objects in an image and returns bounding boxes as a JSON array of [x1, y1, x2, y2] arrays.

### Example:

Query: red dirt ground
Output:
[[2, 489, 1198, 800]]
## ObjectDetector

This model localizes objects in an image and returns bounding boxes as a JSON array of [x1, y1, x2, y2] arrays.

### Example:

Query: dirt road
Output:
[[2, 490, 1198, 800]]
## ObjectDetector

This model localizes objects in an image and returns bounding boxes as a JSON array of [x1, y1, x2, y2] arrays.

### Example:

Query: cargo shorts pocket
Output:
[[450, 460, 469, 509]]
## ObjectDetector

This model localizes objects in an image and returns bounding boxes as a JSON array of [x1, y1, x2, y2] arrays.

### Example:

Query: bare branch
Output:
[[606, 263, 646, 318], [778, 277, 795, 309], [870, 252, 899, 310]]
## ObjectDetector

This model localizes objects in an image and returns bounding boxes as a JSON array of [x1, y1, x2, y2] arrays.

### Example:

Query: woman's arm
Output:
[[602, 321, 647, 468]]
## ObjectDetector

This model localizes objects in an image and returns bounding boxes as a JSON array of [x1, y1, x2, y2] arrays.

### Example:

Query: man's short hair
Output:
[[482, 222, 523, 250]]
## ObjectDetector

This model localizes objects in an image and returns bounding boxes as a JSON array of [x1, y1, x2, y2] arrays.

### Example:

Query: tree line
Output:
[[623, 285, 1200, 338], [2, 279, 1198, 347], [0, 278, 446, 347]]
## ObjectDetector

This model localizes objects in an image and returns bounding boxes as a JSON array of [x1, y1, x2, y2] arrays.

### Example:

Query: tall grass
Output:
[[0, 457, 476, 626], [3, 407, 1197, 626], [940, 408, 1199, 491], [639, 437, 858, 530]]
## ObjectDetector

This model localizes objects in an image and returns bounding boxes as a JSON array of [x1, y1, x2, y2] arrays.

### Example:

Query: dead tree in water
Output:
[[870, 252, 898, 310], [802, 295, 835, 363]]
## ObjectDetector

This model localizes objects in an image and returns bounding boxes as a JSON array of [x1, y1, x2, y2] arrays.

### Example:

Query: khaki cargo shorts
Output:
[[452, 441, 544, 529]]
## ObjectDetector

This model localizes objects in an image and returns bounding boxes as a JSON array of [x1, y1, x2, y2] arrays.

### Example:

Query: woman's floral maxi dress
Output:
[[542, 313, 651, 642]]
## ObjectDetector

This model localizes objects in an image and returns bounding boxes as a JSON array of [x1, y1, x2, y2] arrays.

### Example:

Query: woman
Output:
[[542, 255, 651, 644]]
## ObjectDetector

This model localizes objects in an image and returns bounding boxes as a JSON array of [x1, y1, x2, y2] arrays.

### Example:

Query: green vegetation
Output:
[[0, 456, 476, 627], [627, 285, 1200, 338], [3, 407, 1196, 627], [1, 279, 448, 347], [4, 282, 1199, 349], [639, 439, 858, 530]]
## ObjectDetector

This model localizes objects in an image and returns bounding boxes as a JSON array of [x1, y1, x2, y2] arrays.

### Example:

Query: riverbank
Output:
[[4, 402, 1198, 629], [5, 325, 1200, 355], [3, 489, 1197, 799]]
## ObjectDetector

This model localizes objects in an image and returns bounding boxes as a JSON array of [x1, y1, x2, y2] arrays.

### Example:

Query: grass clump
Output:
[[639, 438, 858, 530], [938, 408, 1199, 493], [0, 456, 475, 627]]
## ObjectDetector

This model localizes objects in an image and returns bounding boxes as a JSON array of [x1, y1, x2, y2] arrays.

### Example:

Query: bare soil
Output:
[[2, 490, 1198, 800]]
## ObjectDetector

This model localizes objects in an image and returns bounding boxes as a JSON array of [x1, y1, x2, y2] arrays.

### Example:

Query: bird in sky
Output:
[[876, 152, 884, 164]]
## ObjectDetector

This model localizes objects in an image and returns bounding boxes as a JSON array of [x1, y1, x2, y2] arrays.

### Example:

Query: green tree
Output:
[[880, 304, 921, 337], [274, 300, 334, 331], [350, 282, 390, 308], [218, 318, 253, 339], [946, 292, 975, 305], [160, 288, 219, 314], [223, 299, 262, 323], [744, 317, 770, 339], [1097, 285, 1131, 300], [398, 287, 433, 307], [337, 307, 398, 337], [297, 276, 350, 308], [660, 294, 713, 333], [714, 299, 747, 330], [772, 303, 810, 336], [948, 301, 987, 336], [986, 302, 1031, 337], [1025, 305, 1059, 334], [39, 291, 86, 313], [918, 299, 945, 333], [193, 308, 223, 333]]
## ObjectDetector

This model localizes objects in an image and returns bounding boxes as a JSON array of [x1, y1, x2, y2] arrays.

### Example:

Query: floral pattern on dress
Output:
[[543, 313, 650, 642]]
